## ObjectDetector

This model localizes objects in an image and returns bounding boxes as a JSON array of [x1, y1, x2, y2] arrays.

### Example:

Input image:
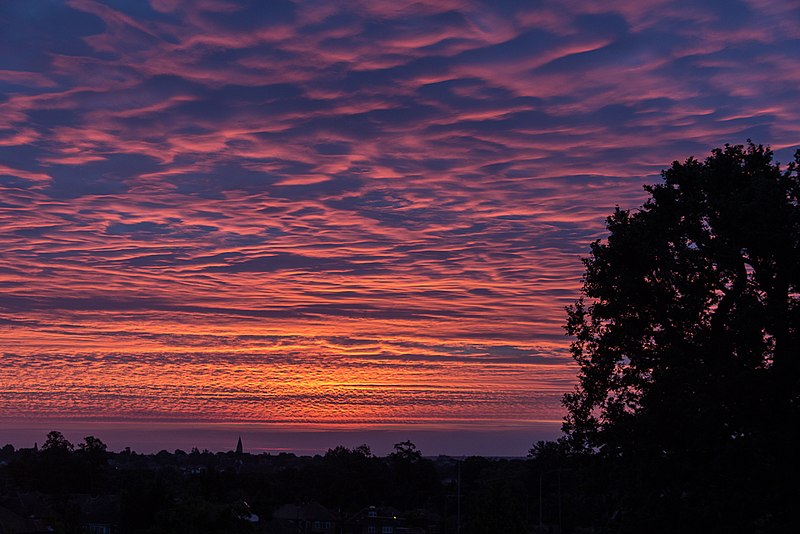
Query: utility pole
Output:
[[539, 468, 571, 533], [558, 469, 563, 532], [457, 460, 461, 534], [539, 472, 543, 532]]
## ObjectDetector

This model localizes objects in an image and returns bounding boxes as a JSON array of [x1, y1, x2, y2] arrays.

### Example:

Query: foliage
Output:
[[41, 431, 74, 453], [388, 441, 439, 510], [563, 142, 800, 531], [0, 437, 457, 532], [78, 435, 107, 454], [389, 440, 423, 463], [314, 444, 387, 510], [0, 435, 615, 532]]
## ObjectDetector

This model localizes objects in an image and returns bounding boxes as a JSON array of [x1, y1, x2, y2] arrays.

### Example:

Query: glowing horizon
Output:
[[1, 0, 799, 454]]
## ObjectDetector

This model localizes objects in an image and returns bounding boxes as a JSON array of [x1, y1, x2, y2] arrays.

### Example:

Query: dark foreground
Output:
[[0, 434, 597, 534], [1, 432, 791, 534]]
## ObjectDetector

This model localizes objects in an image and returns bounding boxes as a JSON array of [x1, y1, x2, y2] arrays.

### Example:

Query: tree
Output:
[[78, 435, 107, 455], [0, 443, 14, 459], [41, 431, 74, 453], [563, 142, 799, 531], [33, 431, 79, 494], [318, 445, 385, 511], [77, 436, 109, 491], [324, 444, 373, 460], [389, 440, 422, 463], [388, 441, 439, 509]]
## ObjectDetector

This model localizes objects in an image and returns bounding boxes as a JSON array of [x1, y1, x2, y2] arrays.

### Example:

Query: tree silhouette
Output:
[[389, 440, 423, 463], [78, 435, 107, 456], [388, 441, 439, 510], [563, 142, 799, 532], [41, 431, 74, 453], [317, 444, 386, 510]]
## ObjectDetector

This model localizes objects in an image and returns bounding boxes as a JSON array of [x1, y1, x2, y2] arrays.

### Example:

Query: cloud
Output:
[[204, 252, 359, 273], [0, 0, 798, 440]]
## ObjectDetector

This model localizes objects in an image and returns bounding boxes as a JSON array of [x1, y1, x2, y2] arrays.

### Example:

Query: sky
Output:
[[1, 0, 799, 456]]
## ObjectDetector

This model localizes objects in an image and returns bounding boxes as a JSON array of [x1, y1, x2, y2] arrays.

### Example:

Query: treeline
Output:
[[0, 432, 603, 534]]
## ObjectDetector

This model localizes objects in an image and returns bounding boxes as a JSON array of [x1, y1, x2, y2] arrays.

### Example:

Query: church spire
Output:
[[235, 436, 243, 456]]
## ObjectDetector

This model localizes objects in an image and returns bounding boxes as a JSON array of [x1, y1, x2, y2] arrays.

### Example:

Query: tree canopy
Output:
[[41, 431, 74, 453], [563, 142, 799, 531]]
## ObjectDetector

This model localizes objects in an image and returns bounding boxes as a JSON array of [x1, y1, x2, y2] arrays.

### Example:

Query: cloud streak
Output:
[[1, 0, 799, 450]]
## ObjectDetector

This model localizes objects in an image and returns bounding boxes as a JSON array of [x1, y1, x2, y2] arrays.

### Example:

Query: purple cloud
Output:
[[0, 0, 798, 452]]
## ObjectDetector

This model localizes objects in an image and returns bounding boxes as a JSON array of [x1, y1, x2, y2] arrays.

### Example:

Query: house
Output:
[[402, 508, 440, 534], [0, 504, 51, 534], [0, 493, 53, 533], [262, 501, 337, 534], [75, 494, 120, 534], [345, 505, 404, 534]]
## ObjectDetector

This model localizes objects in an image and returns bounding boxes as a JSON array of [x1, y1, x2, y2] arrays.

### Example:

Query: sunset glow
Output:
[[1, 0, 799, 454]]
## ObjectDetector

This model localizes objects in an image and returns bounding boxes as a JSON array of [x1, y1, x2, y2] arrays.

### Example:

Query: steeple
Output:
[[235, 436, 243, 456]]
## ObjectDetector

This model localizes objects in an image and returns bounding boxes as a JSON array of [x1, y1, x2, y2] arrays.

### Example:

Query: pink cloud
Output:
[[0, 0, 798, 450]]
